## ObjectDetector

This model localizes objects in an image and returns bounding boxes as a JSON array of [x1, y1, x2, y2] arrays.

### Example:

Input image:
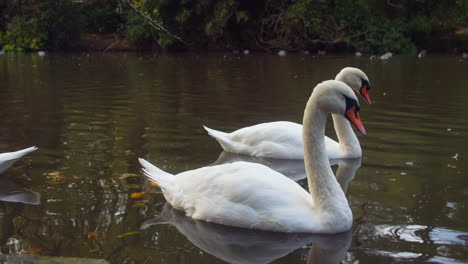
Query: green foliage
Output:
[[0, 0, 83, 51], [0, 0, 466, 52], [0, 8, 47, 51], [351, 17, 416, 54]]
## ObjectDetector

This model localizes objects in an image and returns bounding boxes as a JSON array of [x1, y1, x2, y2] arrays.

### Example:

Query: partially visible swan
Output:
[[0, 146, 38, 174], [203, 67, 370, 159], [142, 203, 352, 264], [139, 80, 366, 233]]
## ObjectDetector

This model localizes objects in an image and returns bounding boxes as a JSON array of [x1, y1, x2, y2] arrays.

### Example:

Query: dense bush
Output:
[[0, 0, 466, 53]]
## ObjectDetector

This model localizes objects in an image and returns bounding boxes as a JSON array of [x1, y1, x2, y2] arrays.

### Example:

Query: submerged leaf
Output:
[[125, 184, 141, 189], [117, 231, 141, 238]]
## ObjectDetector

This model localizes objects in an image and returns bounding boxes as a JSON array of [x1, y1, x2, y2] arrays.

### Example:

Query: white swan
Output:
[[203, 67, 370, 159], [0, 146, 38, 174], [139, 80, 366, 233]]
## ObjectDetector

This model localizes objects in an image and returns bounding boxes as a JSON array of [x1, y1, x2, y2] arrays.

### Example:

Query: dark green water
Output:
[[0, 52, 467, 263]]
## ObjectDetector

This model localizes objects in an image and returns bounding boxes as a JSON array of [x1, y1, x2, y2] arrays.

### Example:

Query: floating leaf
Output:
[[149, 182, 158, 187], [88, 232, 98, 238], [119, 173, 140, 180], [117, 231, 141, 238], [88, 249, 98, 253], [130, 192, 145, 199], [388, 178, 397, 182]]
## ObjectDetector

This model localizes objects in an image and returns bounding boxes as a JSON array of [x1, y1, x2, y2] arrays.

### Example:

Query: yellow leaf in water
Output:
[[130, 192, 145, 199], [88, 232, 98, 238], [149, 182, 158, 187], [117, 231, 141, 238], [388, 178, 397, 182]]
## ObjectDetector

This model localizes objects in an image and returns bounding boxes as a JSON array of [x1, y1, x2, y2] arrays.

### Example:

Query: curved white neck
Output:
[[302, 98, 350, 213], [332, 114, 361, 156]]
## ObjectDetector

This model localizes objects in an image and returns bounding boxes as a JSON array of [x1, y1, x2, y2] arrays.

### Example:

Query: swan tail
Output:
[[138, 158, 174, 190], [0, 146, 38, 161], [203, 125, 235, 151]]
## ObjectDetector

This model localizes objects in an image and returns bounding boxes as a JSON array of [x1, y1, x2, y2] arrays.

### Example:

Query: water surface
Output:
[[0, 52, 467, 263]]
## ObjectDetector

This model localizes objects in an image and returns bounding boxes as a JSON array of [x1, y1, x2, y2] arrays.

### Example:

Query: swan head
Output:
[[335, 67, 371, 105], [313, 80, 366, 135]]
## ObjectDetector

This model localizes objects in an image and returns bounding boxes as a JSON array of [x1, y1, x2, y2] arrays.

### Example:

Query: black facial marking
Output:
[[360, 78, 370, 91], [343, 95, 360, 123], [344, 95, 360, 113]]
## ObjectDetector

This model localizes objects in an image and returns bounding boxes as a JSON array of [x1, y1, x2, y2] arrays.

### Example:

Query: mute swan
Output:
[[139, 80, 366, 233], [0, 146, 38, 174], [203, 67, 370, 159]]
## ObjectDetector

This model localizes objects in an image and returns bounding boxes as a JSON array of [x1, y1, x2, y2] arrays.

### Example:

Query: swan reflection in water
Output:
[[211, 151, 361, 190], [142, 155, 361, 263], [142, 204, 351, 264], [0, 177, 40, 205]]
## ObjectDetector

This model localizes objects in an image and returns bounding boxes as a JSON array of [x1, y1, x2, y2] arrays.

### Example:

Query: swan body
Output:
[[0, 146, 38, 174], [204, 67, 370, 159], [140, 80, 366, 233]]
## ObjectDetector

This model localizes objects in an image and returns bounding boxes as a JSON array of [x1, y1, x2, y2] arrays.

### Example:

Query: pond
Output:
[[0, 52, 467, 263]]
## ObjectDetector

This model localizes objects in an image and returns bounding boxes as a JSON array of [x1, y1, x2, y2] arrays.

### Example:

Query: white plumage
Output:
[[0, 146, 38, 174], [203, 67, 370, 159], [140, 80, 366, 233]]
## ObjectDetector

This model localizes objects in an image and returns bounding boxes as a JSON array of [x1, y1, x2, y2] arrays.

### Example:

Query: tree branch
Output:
[[122, 0, 190, 46]]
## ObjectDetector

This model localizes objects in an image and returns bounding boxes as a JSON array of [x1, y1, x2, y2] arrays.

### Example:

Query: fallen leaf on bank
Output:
[[130, 192, 145, 199], [119, 173, 139, 180], [117, 231, 141, 238], [88, 232, 98, 238]]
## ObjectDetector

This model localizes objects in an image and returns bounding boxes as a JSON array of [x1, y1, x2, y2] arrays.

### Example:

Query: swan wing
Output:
[[205, 122, 304, 159], [167, 161, 318, 232]]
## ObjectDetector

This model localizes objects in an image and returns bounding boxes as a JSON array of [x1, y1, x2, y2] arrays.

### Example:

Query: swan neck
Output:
[[332, 114, 361, 155], [302, 97, 350, 213]]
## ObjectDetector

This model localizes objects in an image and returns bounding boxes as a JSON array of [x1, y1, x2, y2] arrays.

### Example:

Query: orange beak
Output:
[[346, 106, 366, 135], [360, 86, 371, 104]]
